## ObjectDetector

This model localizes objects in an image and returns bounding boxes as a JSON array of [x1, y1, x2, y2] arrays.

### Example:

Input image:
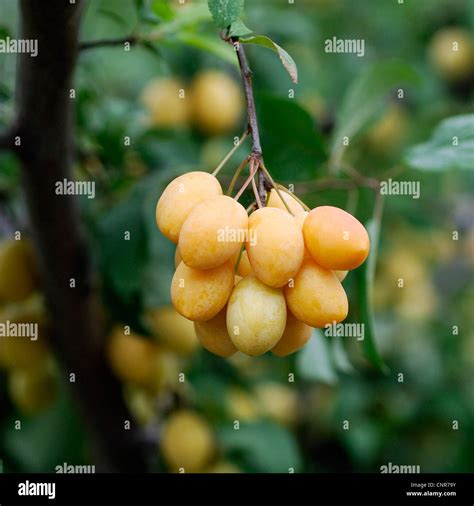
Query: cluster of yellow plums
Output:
[[0, 239, 57, 415], [155, 169, 370, 358]]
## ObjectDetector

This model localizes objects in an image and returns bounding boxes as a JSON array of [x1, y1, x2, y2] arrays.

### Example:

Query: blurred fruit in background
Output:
[[190, 70, 243, 135], [255, 382, 299, 427], [107, 327, 173, 392], [0, 294, 49, 370], [141, 70, 243, 136], [227, 388, 259, 421], [0, 240, 38, 303], [7, 362, 56, 415], [146, 305, 198, 356], [205, 460, 241, 473], [123, 386, 157, 426], [200, 137, 234, 170], [0, 240, 58, 415], [160, 409, 215, 472], [428, 27, 474, 82], [140, 78, 189, 128], [366, 104, 409, 153]]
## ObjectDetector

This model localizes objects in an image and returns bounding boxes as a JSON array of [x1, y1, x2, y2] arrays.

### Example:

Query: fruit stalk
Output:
[[231, 36, 270, 206]]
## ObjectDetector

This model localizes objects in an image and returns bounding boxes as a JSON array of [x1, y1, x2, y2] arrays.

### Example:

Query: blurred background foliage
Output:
[[0, 0, 473, 473]]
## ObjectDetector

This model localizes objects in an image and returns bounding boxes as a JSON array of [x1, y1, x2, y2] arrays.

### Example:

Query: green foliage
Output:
[[217, 421, 301, 472], [208, 0, 245, 29], [0, 25, 10, 39], [241, 35, 298, 83], [257, 94, 326, 182], [1, 383, 86, 473], [174, 31, 237, 66], [96, 182, 149, 307], [141, 171, 177, 309], [95, 170, 178, 316], [355, 217, 389, 374], [330, 61, 419, 165], [404, 114, 474, 171], [228, 19, 252, 37], [297, 330, 338, 384], [150, 0, 175, 22]]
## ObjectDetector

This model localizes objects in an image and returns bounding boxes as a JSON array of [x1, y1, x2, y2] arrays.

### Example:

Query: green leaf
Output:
[[175, 31, 238, 66], [330, 337, 355, 374], [2, 383, 86, 473], [0, 25, 11, 39], [330, 61, 419, 165], [150, 3, 210, 39], [297, 330, 338, 384], [150, 0, 175, 21], [240, 35, 298, 83], [96, 182, 148, 306], [257, 94, 326, 181], [97, 8, 129, 27], [217, 421, 301, 472], [208, 0, 245, 29], [228, 18, 252, 37], [404, 114, 474, 171], [355, 218, 389, 374], [141, 170, 179, 309]]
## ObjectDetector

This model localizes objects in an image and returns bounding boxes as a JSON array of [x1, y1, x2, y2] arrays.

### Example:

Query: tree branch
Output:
[[230, 36, 270, 206], [0, 126, 17, 152], [15, 0, 147, 472], [79, 36, 138, 51]]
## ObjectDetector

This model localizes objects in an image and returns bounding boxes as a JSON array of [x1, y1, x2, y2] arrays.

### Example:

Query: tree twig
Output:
[[228, 35, 270, 206]]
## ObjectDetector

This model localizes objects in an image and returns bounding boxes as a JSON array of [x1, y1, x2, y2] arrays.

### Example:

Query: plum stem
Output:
[[228, 35, 271, 206]]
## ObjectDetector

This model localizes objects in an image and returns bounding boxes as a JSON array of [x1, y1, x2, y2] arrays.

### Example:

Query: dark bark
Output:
[[231, 37, 270, 206], [12, 0, 147, 472], [0, 127, 17, 151]]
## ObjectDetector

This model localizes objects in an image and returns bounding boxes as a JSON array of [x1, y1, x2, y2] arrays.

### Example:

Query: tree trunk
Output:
[[12, 0, 147, 472]]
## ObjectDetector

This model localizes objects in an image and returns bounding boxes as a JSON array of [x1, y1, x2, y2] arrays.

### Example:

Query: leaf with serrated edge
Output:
[[241, 35, 298, 83]]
